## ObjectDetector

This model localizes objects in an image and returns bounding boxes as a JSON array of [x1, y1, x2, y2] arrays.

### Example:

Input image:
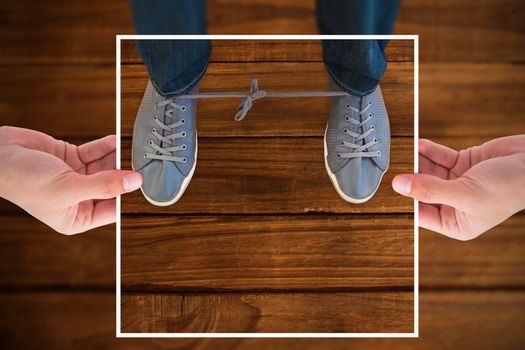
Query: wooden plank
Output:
[[207, 0, 525, 63], [121, 214, 413, 292], [121, 62, 414, 137], [3, 63, 522, 140], [207, 0, 318, 36], [0, 66, 116, 138], [0, 212, 524, 290], [121, 40, 415, 64], [121, 137, 414, 214], [121, 212, 525, 292], [396, 0, 525, 63], [1, 0, 523, 64], [421, 213, 525, 289], [0, 0, 134, 65], [420, 63, 525, 138], [0, 213, 523, 290], [2, 291, 525, 346], [0, 216, 115, 289], [121, 292, 413, 333]]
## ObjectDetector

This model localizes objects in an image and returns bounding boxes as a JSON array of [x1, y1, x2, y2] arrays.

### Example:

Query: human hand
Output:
[[0, 126, 142, 235], [392, 135, 525, 240]]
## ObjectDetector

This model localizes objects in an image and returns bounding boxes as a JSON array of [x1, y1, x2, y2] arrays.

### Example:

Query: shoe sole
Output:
[[131, 134, 198, 207], [323, 126, 388, 204]]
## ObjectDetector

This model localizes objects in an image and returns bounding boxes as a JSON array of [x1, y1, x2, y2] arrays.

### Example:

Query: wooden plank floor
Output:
[[0, 0, 524, 347], [120, 39, 415, 333]]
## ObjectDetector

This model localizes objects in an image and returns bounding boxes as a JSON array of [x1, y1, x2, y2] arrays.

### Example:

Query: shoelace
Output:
[[144, 98, 190, 163], [337, 100, 381, 159], [145, 78, 378, 162]]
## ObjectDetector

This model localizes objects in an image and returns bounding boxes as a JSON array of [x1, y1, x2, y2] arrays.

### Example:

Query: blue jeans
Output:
[[129, 0, 399, 97]]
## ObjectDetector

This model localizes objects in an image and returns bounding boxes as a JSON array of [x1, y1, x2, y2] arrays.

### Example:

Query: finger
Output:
[[419, 139, 458, 169], [392, 173, 462, 206], [419, 202, 443, 233], [420, 203, 469, 241], [65, 199, 116, 234], [69, 170, 142, 203], [77, 135, 116, 164], [89, 199, 117, 229], [86, 151, 116, 174], [419, 154, 449, 179]]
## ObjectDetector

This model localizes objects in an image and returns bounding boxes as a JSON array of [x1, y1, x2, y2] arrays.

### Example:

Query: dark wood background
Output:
[[1, 0, 525, 348], [120, 39, 415, 333]]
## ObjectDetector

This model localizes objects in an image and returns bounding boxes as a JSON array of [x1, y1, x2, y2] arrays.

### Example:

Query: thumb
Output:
[[392, 174, 463, 206], [69, 170, 142, 203]]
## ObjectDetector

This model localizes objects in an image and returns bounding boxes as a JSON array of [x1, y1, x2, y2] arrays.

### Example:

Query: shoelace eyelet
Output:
[[368, 101, 372, 105], [182, 157, 187, 163], [373, 138, 378, 143], [152, 128, 156, 133], [181, 105, 187, 111], [343, 128, 349, 134], [336, 153, 341, 159], [182, 144, 187, 150], [344, 115, 350, 121], [181, 132, 187, 138], [181, 119, 186, 124], [154, 103, 158, 109], [369, 113, 372, 117], [345, 104, 351, 109], [340, 141, 345, 146], [143, 153, 148, 158], [377, 151, 382, 157], [148, 140, 153, 146], [153, 115, 158, 121], [371, 125, 375, 130]]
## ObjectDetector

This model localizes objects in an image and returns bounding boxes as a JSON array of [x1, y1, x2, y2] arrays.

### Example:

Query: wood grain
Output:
[[121, 40, 415, 64], [1, 291, 524, 348], [0, 0, 133, 65], [0, 65, 116, 138], [421, 213, 525, 289], [121, 291, 413, 333], [121, 62, 414, 137], [420, 63, 525, 138], [0, 216, 115, 289], [1, 0, 523, 63], [396, 0, 525, 63], [4, 63, 523, 139], [121, 214, 413, 292], [0, 213, 524, 290], [121, 137, 414, 214], [0, 0, 524, 342]]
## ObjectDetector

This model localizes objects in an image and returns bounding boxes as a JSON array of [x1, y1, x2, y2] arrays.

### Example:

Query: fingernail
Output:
[[123, 172, 142, 191], [393, 175, 412, 195]]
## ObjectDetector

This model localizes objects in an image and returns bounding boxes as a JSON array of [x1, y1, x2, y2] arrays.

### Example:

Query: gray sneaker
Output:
[[324, 77, 390, 203], [132, 80, 197, 206]]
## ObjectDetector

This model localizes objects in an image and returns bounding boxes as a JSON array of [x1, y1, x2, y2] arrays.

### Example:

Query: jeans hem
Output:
[[151, 59, 210, 98], [324, 64, 378, 97]]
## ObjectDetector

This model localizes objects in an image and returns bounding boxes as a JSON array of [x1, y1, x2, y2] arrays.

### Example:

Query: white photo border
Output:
[[116, 34, 419, 338]]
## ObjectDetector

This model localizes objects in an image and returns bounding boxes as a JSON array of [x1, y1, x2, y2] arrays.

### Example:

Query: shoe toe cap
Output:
[[333, 158, 385, 202], [138, 160, 185, 205]]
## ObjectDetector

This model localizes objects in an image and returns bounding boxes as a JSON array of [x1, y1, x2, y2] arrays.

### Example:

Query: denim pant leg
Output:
[[129, 0, 211, 96], [316, 0, 400, 96], [137, 40, 211, 97]]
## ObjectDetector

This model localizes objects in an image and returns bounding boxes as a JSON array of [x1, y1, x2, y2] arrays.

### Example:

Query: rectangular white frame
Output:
[[116, 34, 419, 338]]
